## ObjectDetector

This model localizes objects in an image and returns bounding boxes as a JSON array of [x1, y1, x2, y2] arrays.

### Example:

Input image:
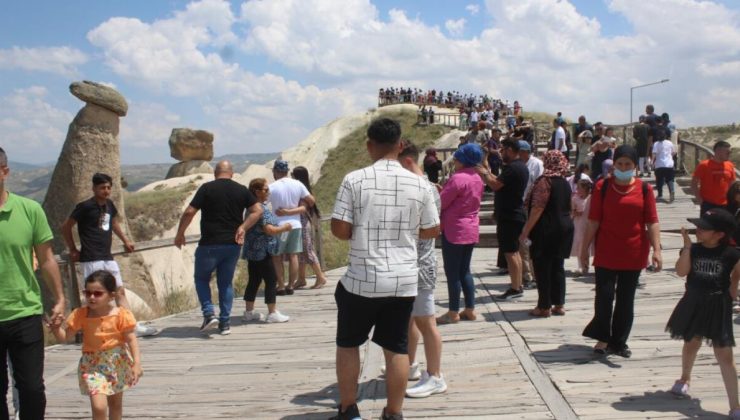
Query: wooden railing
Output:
[[677, 138, 740, 178]]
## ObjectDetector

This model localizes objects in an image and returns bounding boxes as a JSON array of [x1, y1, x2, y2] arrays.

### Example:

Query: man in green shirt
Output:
[[0, 146, 65, 420]]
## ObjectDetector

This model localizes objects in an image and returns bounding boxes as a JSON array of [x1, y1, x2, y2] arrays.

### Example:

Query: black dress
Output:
[[666, 244, 740, 347]]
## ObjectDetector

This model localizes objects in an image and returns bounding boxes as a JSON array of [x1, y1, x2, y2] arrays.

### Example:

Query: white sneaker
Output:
[[243, 310, 264, 322], [135, 322, 158, 337], [405, 371, 447, 398], [380, 362, 422, 381], [265, 311, 290, 323]]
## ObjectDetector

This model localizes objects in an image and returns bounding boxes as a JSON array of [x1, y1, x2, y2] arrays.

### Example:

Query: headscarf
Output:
[[423, 147, 438, 166], [453, 143, 483, 167], [613, 144, 638, 165], [542, 150, 569, 178]]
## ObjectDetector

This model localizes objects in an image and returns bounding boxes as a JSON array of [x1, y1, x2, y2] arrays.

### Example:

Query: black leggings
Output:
[[244, 257, 277, 304], [582, 267, 640, 350], [533, 253, 566, 309]]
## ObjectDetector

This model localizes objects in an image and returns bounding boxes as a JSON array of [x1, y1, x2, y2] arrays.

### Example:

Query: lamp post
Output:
[[630, 78, 670, 124]]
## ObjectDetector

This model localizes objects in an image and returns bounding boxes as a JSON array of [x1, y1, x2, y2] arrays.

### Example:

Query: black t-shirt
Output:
[[650, 125, 668, 142], [494, 159, 529, 222], [686, 244, 740, 292], [190, 178, 258, 246], [70, 198, 117, 262]]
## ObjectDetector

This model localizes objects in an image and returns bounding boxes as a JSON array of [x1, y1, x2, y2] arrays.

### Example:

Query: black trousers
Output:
[[533, 253, 566, 309], [582, 268, 640, 350], [0, 315, 46, 420], [244, 257, 278, 305]]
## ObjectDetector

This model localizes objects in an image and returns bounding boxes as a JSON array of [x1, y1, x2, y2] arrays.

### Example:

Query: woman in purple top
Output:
[[437, 144, 485, 324]]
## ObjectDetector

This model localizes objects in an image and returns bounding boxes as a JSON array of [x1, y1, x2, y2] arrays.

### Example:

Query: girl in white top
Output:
[[652, 136, 676, 203]]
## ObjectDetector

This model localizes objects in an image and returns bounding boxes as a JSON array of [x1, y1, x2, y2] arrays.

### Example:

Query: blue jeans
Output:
[[194, 244, 241, 322], [441, 234, 475, 312]]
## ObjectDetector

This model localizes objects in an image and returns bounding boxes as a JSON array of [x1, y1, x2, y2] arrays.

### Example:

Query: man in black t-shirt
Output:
[[477, 139, 529, 300], [175, 161, 263, 335], [61, 173, 156, 336]]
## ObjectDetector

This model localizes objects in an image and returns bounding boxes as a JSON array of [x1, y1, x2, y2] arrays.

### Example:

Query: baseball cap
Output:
[[273, 160, 289, 172], [518, 141, 531, 152], [687, 208, 737, 234]]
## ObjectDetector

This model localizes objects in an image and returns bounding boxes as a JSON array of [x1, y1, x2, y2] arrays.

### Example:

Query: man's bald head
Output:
[[214, 160, 233, 178]]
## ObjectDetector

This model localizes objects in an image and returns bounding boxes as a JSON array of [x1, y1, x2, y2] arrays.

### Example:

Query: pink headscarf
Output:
[[542, 150, 569, 178]]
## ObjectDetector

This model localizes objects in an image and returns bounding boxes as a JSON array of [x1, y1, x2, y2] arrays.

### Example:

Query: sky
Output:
[[1, 0, 740, 164]]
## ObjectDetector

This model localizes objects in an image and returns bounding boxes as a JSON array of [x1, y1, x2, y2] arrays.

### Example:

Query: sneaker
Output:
[[670, 380, 689, 398], [218, 321, 231, 336], [668, 192, 675, 203], [380, 362, 421, 381], [523, 280, 537, 290], [265, 311, 290, 323], [406, 371, 448, 398], [733, 303, 740, 314], [328, 403, 362, 420], [380, 408, 404, 420], [135, 322, 158, 337], [199, 315, 218, 331], [494, 288, 523, 301], [243, 310, 264, 322]]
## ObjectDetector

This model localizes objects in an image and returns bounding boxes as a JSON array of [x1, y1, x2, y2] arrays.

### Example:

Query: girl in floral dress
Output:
[[50, 270, 142, 420]]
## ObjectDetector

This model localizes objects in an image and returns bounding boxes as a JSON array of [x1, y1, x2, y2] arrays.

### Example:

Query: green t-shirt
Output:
[[0, 192, 54, 322]]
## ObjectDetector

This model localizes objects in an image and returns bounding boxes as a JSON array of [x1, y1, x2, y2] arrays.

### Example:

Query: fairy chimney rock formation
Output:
[[165, 128, 214, 179]]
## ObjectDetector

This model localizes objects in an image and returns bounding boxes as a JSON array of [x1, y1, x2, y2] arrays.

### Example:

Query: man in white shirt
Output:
[[269, 160, 315, 294], [553, 119, 567, 154], [518, 141, 543, 287], [330, 118, 440, 420]]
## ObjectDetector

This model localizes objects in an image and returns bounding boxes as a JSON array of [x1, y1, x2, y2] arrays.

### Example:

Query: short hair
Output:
[[92, 172, 113, 186], [501, 138, 520, 152], [714, 140, 732, 151], [399, 140, 420, 161], [367, 118, 401, 145], [0, 147, 6, 167], [248, 178, 267, 196], [646, 104, 654, 112], [85, 270, 117, 293]]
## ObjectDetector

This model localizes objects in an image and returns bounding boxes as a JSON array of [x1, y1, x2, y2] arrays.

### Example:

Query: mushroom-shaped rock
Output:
[[169, 129, 214, 161], [69, 81, 128, 117], [165, 160, 213, 179]]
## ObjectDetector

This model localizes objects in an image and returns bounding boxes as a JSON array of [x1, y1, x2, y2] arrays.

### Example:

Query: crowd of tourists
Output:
[[3, 100, 740, 419]]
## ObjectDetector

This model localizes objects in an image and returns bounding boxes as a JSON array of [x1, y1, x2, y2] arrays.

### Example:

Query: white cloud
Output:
[[119, 102, 182, 162], [445, 18, 466, 37], [466, 4, 480, 15], [0, 87, 73, 163], [0, 46, 88, 77]]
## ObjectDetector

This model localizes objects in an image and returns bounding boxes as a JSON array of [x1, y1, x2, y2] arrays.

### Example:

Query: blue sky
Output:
[[2, 0, 740, 164]]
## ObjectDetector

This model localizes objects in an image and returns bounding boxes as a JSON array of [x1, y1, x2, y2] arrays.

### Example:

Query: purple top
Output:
[[440, 167, 484, 244]]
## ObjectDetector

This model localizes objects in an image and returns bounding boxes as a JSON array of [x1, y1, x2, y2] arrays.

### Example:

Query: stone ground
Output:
[[24, 181, 740, 419]]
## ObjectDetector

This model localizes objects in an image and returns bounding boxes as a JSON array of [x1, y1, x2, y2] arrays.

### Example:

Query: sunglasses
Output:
[[83, 290, 107, 298]]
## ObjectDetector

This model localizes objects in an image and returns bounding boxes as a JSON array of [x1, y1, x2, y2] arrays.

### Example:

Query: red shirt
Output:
[[693, 159, 736, 205], [588, 178, 659, 270]]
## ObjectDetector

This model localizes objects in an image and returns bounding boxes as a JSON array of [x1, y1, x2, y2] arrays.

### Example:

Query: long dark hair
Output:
[[726, 181, 740, 216], [291, 166, 320, 218], [574, 163, 590, 181]]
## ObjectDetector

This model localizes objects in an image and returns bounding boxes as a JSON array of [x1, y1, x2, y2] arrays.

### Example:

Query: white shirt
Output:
[[269, 177, 310, 229], [554, 127, 567, 153], [332, 159, 440, 298], [524, 156, 544, 200], [652, 139, 675, 169], [469, 111, 479, 123]]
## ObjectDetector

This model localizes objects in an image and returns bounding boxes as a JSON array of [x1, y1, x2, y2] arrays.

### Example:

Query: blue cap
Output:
[[518, 141, 531, 152], [453, 144, 483, 167], [273, 160, 289, 172]]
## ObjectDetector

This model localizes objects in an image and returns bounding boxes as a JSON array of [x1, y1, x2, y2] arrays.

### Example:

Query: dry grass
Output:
[[125, 180, 199, 242]]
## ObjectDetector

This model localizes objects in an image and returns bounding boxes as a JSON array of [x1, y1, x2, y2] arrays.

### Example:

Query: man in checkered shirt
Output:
[[329, 118, 440, 420]]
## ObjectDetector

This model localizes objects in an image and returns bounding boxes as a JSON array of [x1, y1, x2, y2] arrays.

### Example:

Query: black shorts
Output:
[[497, 220, 524, 254], [334, 282, 415, 354]]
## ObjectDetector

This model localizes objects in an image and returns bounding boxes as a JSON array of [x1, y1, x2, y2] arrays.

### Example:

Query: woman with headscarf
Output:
[[436, 144, 485, 324], [519, 150, 575, 317], [582, 145, 662, 357], [423, 148, 443, 184]]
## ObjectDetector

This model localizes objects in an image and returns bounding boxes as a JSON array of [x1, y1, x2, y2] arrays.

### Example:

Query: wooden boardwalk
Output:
[[34, 179, 739, 419]]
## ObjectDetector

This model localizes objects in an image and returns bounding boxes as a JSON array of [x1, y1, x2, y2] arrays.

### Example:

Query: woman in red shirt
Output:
[[581, 145, 662, 358]]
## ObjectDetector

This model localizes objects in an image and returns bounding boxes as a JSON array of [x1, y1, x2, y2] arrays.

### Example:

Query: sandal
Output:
[[551, 306, 565, 316], [593, 342, 608, 355], [459, 311, 477, 321], [529, 308, 551, 317], [285, 288, 294, 295], [276, 289, 287, 296], [294, 280, 308, 289], [436, 313, 459, 325], [311, 278, 327, 289]]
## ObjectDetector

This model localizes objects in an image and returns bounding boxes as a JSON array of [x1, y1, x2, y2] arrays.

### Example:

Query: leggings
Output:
[[582, 267, 640, 350], [244, 256, 278, 304]]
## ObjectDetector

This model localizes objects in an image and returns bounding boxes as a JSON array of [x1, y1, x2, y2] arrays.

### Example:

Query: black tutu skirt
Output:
[[665, 290, 735, 347]]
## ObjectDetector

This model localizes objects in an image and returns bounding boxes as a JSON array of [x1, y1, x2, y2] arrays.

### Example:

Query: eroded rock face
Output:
[[165, 160, 213, 179], [169, 129, 214, 161], [69, 81, 128, 117]]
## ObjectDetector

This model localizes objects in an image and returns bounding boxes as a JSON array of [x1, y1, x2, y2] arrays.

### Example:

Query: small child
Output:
[[666, 209, 740, 419], [50, 270, 142, 420], [570, 179, 593, 275]]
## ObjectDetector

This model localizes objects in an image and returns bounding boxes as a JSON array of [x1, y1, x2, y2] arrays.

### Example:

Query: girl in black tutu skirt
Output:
[[666, 208, 740, 418]]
